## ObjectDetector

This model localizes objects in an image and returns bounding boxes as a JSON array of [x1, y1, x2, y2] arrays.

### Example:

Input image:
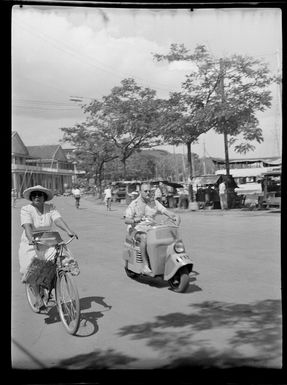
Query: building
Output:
[[11, 131, 84, 197], [212, 156, 281, 195]]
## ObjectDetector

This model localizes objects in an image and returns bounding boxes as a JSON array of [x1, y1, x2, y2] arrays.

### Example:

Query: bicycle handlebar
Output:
[[32, 235, 77, 247]]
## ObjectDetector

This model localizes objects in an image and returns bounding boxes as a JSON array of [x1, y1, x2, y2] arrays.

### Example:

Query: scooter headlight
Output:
[[174, 240, 185, 253]]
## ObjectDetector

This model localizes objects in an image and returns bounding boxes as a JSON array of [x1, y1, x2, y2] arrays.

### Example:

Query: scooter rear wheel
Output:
[[168, 266, 190, 293]]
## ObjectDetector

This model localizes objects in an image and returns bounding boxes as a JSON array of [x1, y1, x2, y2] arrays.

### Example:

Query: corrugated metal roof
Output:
[[26, 145, 68, 162], [27, 145, 60, 159], [192, 175, 221, 186], [211, 156, 281, 165]]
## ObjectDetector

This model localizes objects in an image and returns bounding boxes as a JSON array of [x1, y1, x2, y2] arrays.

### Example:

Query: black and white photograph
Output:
[[10, 0, 282, 378]]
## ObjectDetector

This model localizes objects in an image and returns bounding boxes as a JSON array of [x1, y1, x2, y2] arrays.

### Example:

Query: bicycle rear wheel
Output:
[[55, 272, 80, 335]]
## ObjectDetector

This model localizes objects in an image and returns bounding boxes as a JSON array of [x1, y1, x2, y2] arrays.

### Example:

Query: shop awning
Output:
[[191, 175, 221, 186]]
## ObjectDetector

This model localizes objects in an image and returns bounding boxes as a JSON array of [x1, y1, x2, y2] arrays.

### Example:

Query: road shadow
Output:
[[51, 299, 282, 370], [56, 348, 138, 369], [117, 299, 282, 369], [43, 296, 111, 337], [77, 296, 112, 337], [135, 275, 169, 288], [133, 271, 201, 293]]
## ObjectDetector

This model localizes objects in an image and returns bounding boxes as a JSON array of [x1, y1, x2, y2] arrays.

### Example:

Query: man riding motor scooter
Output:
[[123, 183, 194, 292]]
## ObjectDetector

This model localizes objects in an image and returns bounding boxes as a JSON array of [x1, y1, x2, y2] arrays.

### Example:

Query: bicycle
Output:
[[25, 232, 81, 335]]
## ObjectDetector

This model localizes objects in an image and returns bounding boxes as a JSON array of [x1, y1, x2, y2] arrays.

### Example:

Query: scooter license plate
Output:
[[176, 254, 192, 263]]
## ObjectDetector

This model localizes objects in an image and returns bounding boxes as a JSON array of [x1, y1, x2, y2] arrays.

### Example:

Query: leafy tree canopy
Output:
[[83, 78, 163, 177], [154, 44, 277, 156]]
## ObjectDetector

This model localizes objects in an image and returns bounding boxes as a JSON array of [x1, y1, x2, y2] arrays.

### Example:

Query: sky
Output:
[[11, 5, 282, 159]]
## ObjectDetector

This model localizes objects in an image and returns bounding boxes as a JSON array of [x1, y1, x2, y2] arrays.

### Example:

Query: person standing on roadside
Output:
[[154, 183, 163, 203], [219, 180, 227, 210]]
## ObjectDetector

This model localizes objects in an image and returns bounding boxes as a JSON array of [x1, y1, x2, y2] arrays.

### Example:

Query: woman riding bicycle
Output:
[[18, 185, 78, 308]]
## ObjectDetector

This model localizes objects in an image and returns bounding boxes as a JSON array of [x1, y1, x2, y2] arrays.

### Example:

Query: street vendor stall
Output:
[[150, 180, 184, 208], [259, 170, 281, 209], [191, 174, 240, 209]]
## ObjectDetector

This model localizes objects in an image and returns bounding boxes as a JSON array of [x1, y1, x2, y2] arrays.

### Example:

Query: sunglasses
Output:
[[31, 192, 45, 197]]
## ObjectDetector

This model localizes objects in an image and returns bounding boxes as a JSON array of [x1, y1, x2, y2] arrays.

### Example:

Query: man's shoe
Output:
[[142, 266, 154, 276]]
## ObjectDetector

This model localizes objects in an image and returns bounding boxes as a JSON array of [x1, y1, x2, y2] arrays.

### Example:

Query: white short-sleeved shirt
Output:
[[125, 196, 168, 232], [72, 189, 81, 197], [20, 203, 62, 234], [104, 188, 112, 199], [219, 182, 226, 194]]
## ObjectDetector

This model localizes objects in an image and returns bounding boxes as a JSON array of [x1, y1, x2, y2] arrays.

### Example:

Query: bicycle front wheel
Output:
[[55, 272, 80, 335], [25, 283, 41, 313]]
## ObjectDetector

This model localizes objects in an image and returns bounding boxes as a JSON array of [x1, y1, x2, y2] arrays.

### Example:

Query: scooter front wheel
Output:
[[168, 266, 190, 293], [125, 267, 139, 279]]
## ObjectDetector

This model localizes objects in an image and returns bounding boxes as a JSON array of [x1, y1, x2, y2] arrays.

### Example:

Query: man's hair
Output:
[[140, 182, 150, 191]]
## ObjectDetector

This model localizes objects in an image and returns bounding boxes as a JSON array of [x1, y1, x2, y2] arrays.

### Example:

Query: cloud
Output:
[[11, 6, 282, 156]]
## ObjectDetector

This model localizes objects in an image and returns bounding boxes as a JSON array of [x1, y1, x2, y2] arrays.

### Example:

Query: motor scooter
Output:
[[123, 216, 194, 293]]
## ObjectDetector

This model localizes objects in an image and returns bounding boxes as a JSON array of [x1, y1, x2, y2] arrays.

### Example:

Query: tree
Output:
[[83, 78, 163, 179], [157, 91, 210, 185], [154, 44, 277, 177], [60, 123, 118, 194], [153, 45, 218, 199]]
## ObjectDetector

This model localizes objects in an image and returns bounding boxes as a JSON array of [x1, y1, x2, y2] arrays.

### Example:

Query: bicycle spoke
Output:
[[57, 273, 80, 333]]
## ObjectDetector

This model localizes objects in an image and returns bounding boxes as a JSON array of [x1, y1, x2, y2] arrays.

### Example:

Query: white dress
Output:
[[18, 203, 62, 275]]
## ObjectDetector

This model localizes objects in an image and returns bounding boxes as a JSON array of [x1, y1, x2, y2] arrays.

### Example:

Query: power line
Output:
[[13, 105, 79, 111], [13, 97, 79, 106], [14, 19, 174, 93]]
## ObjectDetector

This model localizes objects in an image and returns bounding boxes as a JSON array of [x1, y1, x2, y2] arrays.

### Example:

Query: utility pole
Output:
[[203, 139, 207, 175], [173, 145, 179, 181], [275, 49, 282, 157], [182, 144, 186, 182], [219, 58, 230, 176]]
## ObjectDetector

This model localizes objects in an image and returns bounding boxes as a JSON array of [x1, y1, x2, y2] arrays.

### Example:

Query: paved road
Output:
[[11, 196, 282, 370]]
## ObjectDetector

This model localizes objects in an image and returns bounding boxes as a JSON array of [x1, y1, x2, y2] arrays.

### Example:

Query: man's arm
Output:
[[155, 200, 180, 224], [124, 202, 142, 225]]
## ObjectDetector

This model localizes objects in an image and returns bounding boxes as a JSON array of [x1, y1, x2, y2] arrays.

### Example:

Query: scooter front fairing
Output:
[[163, 243, 193, 281]]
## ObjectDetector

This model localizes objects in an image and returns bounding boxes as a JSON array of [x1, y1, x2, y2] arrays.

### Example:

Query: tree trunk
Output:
[[186, 141, 194, 201], [223, 127, 230, 176], [219, 58, 230, 177], [122, 159, 126, 180]]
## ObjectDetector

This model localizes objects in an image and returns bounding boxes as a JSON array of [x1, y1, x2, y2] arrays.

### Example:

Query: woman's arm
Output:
[[54, 217, 78, 238], [22, 224, 35, 244]]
